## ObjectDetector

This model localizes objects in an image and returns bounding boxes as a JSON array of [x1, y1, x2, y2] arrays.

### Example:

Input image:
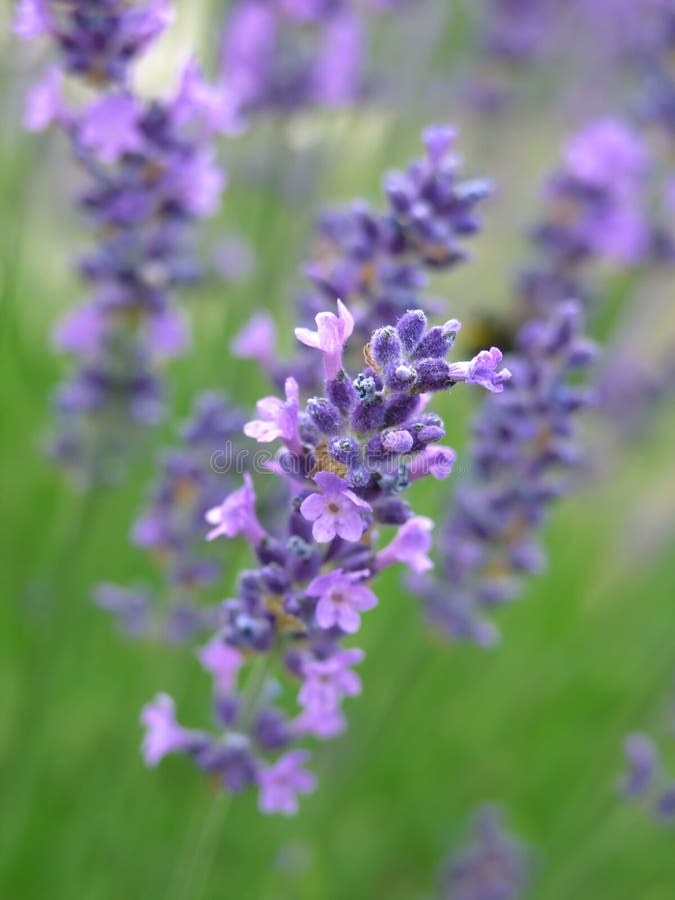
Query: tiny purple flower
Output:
[[244, 377, 301, 453], [78, 94, 142, 164], [140, 693, 190, 766], [205, 473, 266, 544], [258, 750, 317, 816], [299, 471, 372, 543], [446, 347, 512, 393], [408, 445, 457, 480], [306, 569, 377, 633], [231, 312, 278, 366], [13, 0, 51, 40], [376, 515, 434, 573], [295, 299, 355, 379], [298, 648, 365, 712], [198, 637, 244, 694], [621, 732, 659, 798], [24, 66, 66, 132]]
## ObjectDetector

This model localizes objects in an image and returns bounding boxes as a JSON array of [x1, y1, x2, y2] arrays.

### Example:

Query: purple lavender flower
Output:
[[206, 474, 266, 545], [258, 750, 317, 816], [376, 516, 435, 574], [300, 472, 373, 542], [440, 806, 531, 900], [141, 694, 193, 766], [198, 638, 244, 694], [95, 393, 247, 642], [620, 720, 675, 826], [620, 733, 659, 798], [141, 290, 508, 813], [416, 118, 656, 644], [218, 0, 400, 115], [307, 569, 378, 632], [16, 2, 241, 483], [295, 299, 355, 379], [244, 377, 302, 452], [234, 127, 491, 391]]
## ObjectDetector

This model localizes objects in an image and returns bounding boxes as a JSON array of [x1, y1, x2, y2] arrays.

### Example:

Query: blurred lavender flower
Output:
[[16, 2, 242, 483], [233, 127, 491, 388], [219, 0, 413, 114], [620, 724, 675, 825], [142, 292, 510, 813], [440, 806, 531, 900], [417, 121, 655, 643], [95, 393, 247, 642]]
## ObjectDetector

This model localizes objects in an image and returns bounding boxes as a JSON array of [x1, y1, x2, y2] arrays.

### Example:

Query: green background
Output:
[[2, 3, 675, 897]]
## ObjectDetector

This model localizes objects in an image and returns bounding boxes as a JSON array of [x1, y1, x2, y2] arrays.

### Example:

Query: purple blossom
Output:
[[78, 94, 142, 163], [231, 312, 278, 369], [441, 806, 531, 900], [206, 473, 266, 545], [198, 638, 244, 694], [244, 377, 302, 452], [298, 648, 365, 713], [13, 0, 51, 40], [295, 299, 355, 379], [258, 750, 317, 816], [621, 733, 659, 798], [300, 471, 372, 542], [408, 446, 457, 481], [140, 694, 191, 766], [376, 516, 434, 573], [24, 67, 67, 132], [307, 569, 377, 633], [446, 348, 512, 393]]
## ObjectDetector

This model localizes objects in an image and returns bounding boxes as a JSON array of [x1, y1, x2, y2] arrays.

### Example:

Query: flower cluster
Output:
[[220, 0, 410, 114], [620, 732, 675, 824], [532, 118, 649, 273], [15, 1, 241, 482], [96, 393, 247, 642], [418, 122, 654, 642], [233, 127, 492, 389], [141, 297, 510, 813], [439, 805, 531, 900]]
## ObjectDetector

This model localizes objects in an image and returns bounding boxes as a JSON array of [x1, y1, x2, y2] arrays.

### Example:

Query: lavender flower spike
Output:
[[16, 1, 241, 482], [142, 293, 509, 813]]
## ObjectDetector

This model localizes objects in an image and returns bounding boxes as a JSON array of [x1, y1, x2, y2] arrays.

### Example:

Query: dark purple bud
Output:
[[327, 370, 357, 414], [371, 326, 403, 369], [656, 785, 675, 820], [253, 708, 291, 752], [307, 397, 344, 435], [382, 429, 414, 453], [385, 363, 418, 392], [215, 695, 240, 728], [328, 435, 361, 465], [350, 465, 372, 488], [260, 564, 290, 594], [351, 396, 385, 433], [412, 319, 461, 359], [415, 358, 455, 392], [373, 497, 413, 525], [384, 392, 421, 426], [413, 424, 446, 447], [396, 309, 427, 352]]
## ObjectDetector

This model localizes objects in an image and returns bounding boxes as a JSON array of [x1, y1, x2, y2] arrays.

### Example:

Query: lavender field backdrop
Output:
[[2, 1, 675, 898]]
